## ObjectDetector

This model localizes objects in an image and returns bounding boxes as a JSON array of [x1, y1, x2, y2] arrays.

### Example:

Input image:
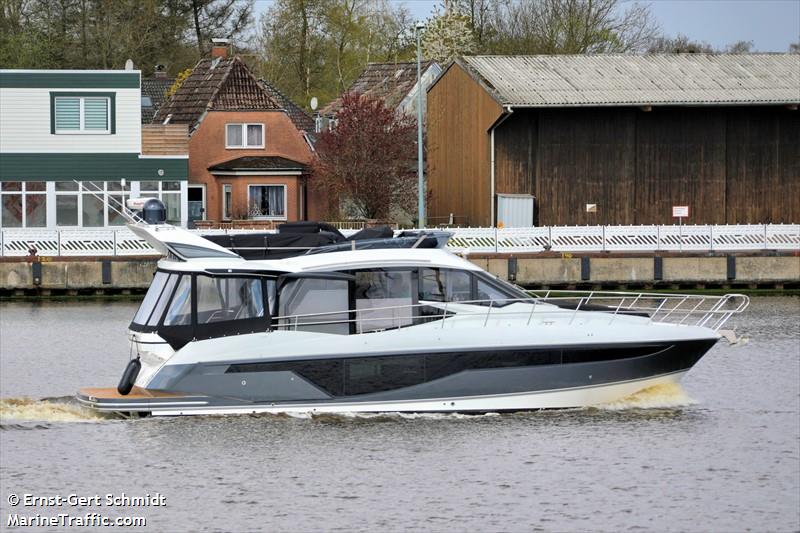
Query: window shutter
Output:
[[55, 98, 80, 131], [83, 98, 109, 130]]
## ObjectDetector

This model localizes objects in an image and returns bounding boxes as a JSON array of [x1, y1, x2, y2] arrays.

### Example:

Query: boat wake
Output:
[[0, 384, 696, 429], [596, 382, 697, 411], [0, 397, 116, 428]]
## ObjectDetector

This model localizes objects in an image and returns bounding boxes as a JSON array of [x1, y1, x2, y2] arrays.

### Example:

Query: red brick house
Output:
[[155, 49, 319, 227]]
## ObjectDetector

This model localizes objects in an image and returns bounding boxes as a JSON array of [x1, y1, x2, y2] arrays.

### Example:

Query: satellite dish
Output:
[[310, 97, 318, 111], [124, 59, 134, 70]]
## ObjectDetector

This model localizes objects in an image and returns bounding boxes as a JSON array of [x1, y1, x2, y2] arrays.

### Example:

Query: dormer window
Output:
[[226, 123, 264, 149]]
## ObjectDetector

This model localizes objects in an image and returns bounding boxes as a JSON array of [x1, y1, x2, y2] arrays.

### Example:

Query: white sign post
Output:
[[672, 206, 690, 251]]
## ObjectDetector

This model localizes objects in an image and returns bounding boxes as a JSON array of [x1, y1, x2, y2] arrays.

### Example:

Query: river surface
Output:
[[1, 297, 798, 532]]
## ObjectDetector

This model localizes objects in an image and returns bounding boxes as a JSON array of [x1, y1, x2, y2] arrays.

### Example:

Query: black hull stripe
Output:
[[145, 339, 717, 403]]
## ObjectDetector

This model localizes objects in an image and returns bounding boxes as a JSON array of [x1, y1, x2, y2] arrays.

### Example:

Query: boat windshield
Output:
[[132, 271, 171, 326]]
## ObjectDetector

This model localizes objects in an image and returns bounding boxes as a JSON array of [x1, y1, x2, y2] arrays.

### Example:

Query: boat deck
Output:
[[78, 387, 184, 400]]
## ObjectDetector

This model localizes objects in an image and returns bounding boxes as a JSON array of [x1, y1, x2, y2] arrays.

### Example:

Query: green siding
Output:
[[0, 72, 139, 89], [0, 154, 187, 180]]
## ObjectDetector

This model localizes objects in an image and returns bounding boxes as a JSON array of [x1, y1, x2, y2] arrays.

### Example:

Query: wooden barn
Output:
[[426, 54, 800, 227]]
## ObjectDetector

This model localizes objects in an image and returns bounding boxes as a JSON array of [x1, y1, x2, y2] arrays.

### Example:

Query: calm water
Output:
[[1, 297, 798, 532]]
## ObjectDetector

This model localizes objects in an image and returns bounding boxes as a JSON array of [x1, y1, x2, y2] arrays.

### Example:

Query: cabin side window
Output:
[[353, 270, 416, 333], [278, 278, 349, 335], [419, 268, 472, 303], [475, 277, 514, 307], [196, 276, 264, 324]]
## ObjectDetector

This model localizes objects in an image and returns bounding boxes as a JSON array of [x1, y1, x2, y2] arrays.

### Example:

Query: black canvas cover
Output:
[[203, 232, 342, 259], [278, 221, 345, 240], [346, 226, 394, 241]]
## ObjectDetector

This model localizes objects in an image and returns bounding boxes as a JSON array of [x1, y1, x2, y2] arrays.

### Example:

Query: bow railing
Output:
[[270, 292, 749, 336]]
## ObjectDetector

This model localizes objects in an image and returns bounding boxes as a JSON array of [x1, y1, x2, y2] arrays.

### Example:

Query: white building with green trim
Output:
[[0, 69, 188, 228]]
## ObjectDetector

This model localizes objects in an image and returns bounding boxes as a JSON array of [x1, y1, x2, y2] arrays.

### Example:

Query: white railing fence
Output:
[[447, 224, 800, 253], [0, 224, 797, 257]]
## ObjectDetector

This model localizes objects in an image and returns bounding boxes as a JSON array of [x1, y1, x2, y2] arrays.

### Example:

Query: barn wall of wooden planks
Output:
[[427, 67, 800, 227]]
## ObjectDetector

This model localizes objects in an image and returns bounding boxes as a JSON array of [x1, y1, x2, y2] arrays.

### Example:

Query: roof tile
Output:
[[154, 57, 280, 130], [321, 60, 436, 115]]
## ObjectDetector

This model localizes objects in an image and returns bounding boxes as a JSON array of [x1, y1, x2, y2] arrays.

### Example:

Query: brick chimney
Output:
[[211, 38, 230, 59]]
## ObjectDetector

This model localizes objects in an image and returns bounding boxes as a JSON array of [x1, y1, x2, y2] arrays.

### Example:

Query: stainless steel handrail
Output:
[[271, 292, 750, 333]]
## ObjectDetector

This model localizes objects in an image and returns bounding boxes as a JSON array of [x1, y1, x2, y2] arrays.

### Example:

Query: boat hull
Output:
[[77, 336, 715, 415], [77, 370, 688, 416]]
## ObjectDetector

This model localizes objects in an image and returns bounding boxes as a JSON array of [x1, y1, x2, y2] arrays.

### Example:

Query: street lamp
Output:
[[415, 21, 426, 228]]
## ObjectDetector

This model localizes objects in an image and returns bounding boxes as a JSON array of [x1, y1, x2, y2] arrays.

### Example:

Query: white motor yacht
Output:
[[77, 206, 748, 416]]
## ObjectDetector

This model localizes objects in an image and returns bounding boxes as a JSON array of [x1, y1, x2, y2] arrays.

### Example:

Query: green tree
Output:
[[256, 0, 414, 108], [0, 0, 254, 74], [0, 0, 49, 68]]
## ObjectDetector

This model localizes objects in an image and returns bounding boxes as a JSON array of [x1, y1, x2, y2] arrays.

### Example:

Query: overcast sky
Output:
[[252, 0, 800, 52]]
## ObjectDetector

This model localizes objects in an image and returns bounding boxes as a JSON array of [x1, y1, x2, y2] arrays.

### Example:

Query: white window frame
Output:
[[54, 182, 82, 228], [52, 181, 123, 228], [247, 184, 287, 221], [54, 96, 111, 134], [225, 123, 265, 149], [0, 182, 48, 228], [137, 181, 182, 225], [187, 184, 207, 221], [222, 184, 232, 220]]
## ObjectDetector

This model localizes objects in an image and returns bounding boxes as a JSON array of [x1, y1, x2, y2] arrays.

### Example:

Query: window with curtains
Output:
[[247, 185, 286, 219], [54, 96, 110, 133], [226, 123, 264, 148], [0, 182, 47, 228]]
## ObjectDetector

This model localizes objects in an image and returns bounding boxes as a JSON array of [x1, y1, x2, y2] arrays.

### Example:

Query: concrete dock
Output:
[[1, 251, 797, 296]]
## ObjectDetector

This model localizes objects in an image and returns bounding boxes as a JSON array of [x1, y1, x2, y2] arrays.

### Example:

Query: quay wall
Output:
[[0, 253, 798, 295], [468, 252, 799, 289]]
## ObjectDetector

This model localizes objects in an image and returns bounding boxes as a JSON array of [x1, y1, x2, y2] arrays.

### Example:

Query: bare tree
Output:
[[480, 0, 660, 54], [647, 33, 714, 54], [187, 0, 254, 54], [648, 35, 759, 55], [724, 40, 754, 54]]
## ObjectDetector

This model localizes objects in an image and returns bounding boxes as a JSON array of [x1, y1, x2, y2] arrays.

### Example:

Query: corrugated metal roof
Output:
[[460, 54, 800, 107]]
